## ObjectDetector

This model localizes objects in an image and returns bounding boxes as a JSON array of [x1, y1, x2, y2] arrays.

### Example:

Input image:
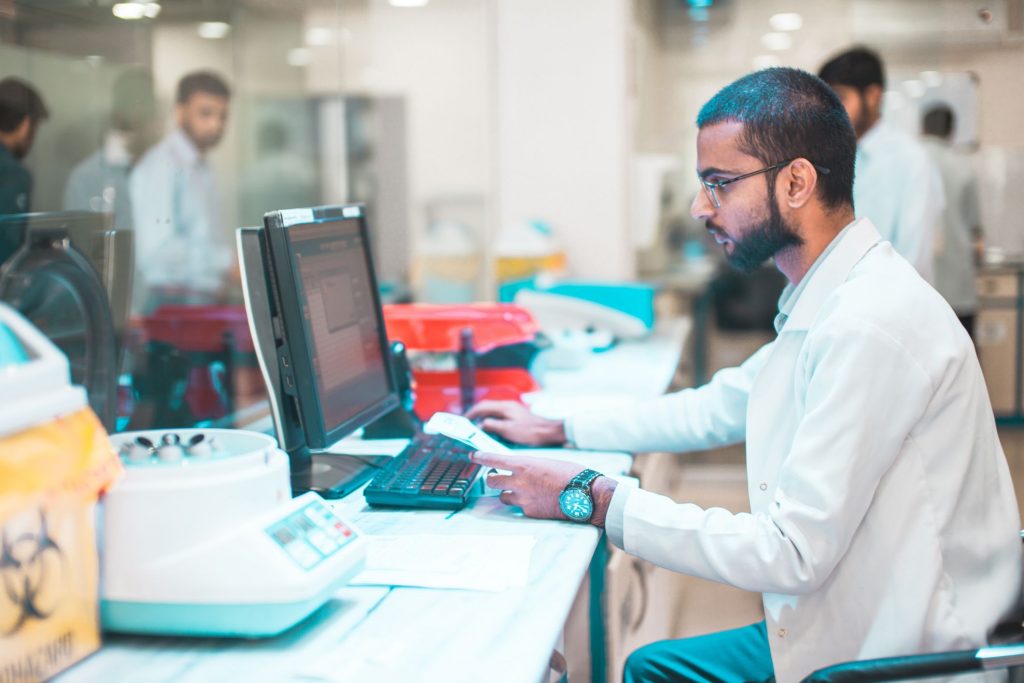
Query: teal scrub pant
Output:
[[623, 621, 775, 683]]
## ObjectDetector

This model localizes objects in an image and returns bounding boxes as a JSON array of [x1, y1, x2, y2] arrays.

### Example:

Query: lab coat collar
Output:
[[780, 218, 882, 332]]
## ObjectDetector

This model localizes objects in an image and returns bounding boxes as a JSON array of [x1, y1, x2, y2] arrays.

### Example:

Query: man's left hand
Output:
[[471, 451, 617, 526]]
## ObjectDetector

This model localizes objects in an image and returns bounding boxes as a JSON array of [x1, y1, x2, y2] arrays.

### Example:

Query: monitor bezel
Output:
[[262, 204, 399, 450]]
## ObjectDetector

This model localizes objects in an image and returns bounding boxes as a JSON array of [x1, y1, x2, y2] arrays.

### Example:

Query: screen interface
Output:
[[285, 218, 390, 433]]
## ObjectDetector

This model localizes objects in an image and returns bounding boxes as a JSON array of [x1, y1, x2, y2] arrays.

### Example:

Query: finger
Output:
[[499, 490, 518, 506], [485, 473, 513, 489], [479, 418, 514, 440], [465, 400, 513, 421], [471, 450, 517, 470]]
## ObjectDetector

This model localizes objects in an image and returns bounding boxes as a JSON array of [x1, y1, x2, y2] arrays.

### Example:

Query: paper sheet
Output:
[[423, 412, 511, 454], [350, 534, 535, 592]]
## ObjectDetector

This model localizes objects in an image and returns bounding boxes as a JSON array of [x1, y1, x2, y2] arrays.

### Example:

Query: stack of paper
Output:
[[351, 534, 535, 592]]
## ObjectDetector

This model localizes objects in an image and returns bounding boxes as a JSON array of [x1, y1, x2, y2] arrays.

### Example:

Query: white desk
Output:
[[57, 320, 689, 683]]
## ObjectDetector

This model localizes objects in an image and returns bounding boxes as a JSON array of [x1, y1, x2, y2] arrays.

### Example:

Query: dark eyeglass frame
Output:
[[698, 159, 831, 208]]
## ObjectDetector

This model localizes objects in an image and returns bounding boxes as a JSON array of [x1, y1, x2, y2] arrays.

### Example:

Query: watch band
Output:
[[568, 468, 602, 492]]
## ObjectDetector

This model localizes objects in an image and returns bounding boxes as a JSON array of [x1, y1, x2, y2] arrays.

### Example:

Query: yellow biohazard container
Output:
[[0, 303, 122, 683]]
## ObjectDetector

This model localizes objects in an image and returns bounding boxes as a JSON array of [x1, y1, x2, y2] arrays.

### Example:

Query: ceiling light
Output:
[[753, 54, 780, 70], [769, 13, 802, 31], [760, 32, 792, 51], [389, 0, 429, 7], [143, 2, 160, 18], [287, 48, 312, 67], [198, 22, 231, 39], [305, 27, 334, 46], [112, 3, 146, 20]]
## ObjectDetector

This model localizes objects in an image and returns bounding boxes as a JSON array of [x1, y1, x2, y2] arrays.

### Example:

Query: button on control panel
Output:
[[266, 501, 357, 571]]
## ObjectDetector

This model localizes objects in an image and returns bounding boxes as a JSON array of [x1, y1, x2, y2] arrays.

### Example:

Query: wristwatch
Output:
[[559, 469, 603, 522]]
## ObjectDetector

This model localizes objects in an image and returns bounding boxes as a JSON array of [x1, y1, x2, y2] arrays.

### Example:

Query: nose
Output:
[[691, 188, 714, 221]]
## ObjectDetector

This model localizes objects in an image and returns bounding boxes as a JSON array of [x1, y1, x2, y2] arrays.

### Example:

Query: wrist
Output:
[[588, 476, 618, 529]]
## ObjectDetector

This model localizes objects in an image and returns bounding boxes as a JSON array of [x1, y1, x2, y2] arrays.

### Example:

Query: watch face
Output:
[[559, 488, 593, 522]]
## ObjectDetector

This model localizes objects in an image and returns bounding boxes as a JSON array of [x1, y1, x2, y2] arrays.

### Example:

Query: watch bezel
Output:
[[559, 487, 594, 522]]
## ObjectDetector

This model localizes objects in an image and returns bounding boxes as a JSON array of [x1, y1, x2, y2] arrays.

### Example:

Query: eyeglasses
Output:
[[698, 159, 831, 209]]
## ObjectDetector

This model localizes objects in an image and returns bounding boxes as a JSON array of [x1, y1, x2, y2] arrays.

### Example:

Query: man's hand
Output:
[[465, 400, 567, 447], [472, 451, 618, 527]]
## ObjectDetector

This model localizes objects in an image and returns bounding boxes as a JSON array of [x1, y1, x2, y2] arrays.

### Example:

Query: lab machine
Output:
[[101, 428, 367, 638]]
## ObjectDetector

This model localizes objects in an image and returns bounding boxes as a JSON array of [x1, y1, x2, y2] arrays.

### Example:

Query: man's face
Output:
[[830, 84, 878, 139], [176, 91, 229, 153], [691, 121, 803, 273]]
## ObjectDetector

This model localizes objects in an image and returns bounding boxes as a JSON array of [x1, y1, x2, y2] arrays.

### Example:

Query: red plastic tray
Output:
[[383, 304, 539, 353], [411, 368, 539, 420], [142, 305, 255, 353]]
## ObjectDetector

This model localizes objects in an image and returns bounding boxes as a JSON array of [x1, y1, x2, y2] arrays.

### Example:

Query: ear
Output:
[[864, 84, 884, 115], [13, 116, 31, 139], [780, 158, 818, 209], [174, 102, 185, 126]]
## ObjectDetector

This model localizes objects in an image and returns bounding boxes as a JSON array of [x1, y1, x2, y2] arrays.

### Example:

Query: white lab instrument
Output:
[[101, 428, 366, 638]]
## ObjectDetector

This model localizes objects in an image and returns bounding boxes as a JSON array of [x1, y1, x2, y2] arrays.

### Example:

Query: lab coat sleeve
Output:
[[615, 315, 933, 594], [565, 340, 774, 454]]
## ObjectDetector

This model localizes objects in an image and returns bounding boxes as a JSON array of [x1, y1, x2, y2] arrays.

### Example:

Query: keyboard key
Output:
[[365, 433, 481, 510]]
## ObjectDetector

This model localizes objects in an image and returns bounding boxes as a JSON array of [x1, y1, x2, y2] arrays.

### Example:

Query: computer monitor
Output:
[[238, 204, 403, 497]]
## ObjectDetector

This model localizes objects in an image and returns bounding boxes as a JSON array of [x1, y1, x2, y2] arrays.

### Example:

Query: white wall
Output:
[[493, 0, 635, 281]]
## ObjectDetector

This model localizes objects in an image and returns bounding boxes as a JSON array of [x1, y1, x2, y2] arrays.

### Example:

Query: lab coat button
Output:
[[759, 482, 767, 491], [777, 628, 786, 638]]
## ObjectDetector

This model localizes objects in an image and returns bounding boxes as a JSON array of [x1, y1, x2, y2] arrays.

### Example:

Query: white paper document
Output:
[[423, 412, 511, 454], [350, 534, 535, 592]]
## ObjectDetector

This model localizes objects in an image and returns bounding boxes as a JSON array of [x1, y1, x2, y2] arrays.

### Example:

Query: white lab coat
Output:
[[568, 219, 1021, 683], [129, 128, 230, 311], [854, 122, 945, 283]]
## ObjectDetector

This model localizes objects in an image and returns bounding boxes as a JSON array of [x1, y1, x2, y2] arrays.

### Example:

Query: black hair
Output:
[[0, 78, 48, 133], [818, 46, 886, 92], [176, 71, 231, 105], [696, 67, 856, 210], [922, 104, 955, 139]]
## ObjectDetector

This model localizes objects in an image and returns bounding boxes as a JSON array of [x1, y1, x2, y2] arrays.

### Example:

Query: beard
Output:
[[181, 121, 222, 153], [718, 185, 803, 273]]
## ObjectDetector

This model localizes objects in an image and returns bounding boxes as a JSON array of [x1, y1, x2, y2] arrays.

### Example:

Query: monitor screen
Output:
[[287, 218, 390, 432], [261, 205, 398, 450]]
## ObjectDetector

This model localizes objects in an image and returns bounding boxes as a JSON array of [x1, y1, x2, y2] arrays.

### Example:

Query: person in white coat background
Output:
[[468, 67, 1021, 683], [129, 71, 232, 313], [817, 46, 945, 283]]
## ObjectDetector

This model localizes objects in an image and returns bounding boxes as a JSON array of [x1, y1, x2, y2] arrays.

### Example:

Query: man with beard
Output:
[[0, 78, 48, 216], [129, 71, 232, 313], [466, 68, 1019, 682], [818, 46, 944, 283]]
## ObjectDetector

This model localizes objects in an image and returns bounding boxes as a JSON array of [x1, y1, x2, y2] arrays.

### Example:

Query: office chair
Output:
[[802, 532, 1024, 682]]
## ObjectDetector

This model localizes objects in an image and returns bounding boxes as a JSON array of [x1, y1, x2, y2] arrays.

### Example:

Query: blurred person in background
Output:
[[818, 46, 944, 283], [64, 67, 157, 232], [130, 70, 232, 313], [922, 103, 983, 341], [0, 77, 48, 216]]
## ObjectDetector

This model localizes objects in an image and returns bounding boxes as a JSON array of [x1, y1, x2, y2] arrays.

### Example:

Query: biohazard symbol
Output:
[[0, 509, 65, 635]]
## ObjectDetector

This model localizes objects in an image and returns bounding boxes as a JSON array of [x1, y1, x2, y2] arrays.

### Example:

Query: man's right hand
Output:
[[465, 400, 567, 447]]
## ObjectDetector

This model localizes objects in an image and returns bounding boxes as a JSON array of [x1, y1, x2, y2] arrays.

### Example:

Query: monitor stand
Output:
[[292, 448, 390, 500], [239, 227, 392, 499]]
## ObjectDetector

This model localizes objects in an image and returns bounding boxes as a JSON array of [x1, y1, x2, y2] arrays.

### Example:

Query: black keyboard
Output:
[[364, 433, 481, 510]]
